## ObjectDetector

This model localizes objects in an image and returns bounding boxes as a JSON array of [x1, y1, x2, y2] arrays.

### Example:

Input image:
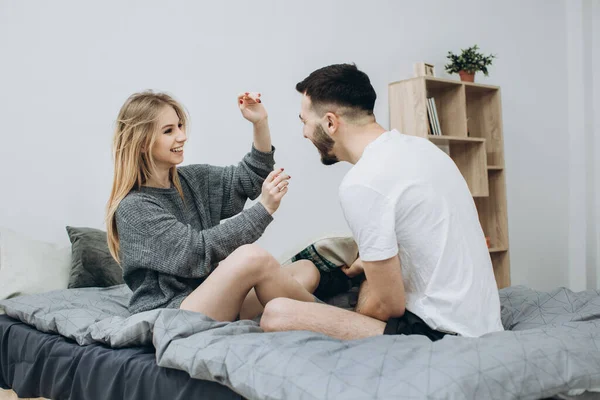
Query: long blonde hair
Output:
[[106, 91, 188, 263]]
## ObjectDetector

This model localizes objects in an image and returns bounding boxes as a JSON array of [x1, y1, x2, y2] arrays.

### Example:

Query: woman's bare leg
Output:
[[239, 260, 320, 320], [180, 244, 316, 321]]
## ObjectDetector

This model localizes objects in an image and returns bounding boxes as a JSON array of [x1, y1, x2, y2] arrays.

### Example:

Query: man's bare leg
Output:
[[260, 297, 386, 340], [239, 260, 320, 320]]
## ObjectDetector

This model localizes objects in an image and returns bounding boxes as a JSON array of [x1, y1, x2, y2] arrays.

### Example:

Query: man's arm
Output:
[[355, 255, 405, 321], [338, 183, 404, 320]]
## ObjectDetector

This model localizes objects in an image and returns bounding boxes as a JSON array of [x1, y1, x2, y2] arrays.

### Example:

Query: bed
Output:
[[0, 314, 240, 400], [1, 284, 600, 400]]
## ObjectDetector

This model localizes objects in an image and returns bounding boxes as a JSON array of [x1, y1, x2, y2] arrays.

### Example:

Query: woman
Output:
[[106, 90, 319, 321]]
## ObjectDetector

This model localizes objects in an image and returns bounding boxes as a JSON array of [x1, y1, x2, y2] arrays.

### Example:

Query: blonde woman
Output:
[[106, 91, 319, 321]]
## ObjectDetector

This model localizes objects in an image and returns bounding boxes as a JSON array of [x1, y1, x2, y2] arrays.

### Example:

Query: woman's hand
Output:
[[259, 168, 290, 215], [238, 91, 271, 152], [238, 92, 268, 124]]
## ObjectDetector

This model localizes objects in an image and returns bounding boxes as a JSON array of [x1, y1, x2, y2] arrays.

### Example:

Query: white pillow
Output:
[[279, 234, 358, 269], [0, 228, 71, 313]]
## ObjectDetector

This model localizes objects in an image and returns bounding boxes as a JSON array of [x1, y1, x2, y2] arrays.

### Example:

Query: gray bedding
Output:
[[1, 285, 600, 400]]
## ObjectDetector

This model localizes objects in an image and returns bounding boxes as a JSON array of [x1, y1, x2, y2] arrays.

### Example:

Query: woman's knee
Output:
[[260, 297, 298, 332], [292, 260, 320, 293], [228, 244, 278, 277]]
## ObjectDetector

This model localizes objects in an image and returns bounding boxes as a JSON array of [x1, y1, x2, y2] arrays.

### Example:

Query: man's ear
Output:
[[324, 112, 340, 136]]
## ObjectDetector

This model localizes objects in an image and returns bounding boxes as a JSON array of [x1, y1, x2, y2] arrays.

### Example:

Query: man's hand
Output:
[[341, 257, 364, 278], [238, 92, 268, 124]]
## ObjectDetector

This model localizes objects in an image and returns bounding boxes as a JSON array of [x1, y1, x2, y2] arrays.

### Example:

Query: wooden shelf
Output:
[[390, 76, 500, 91], [429, 135, 488, 197], [491, 251, 510, 289], [466, 87, 504, 165], [428, 135, 485, 144], [464, 81, 501, 93], [389, 76, 510, 289], [475, 170, 509, 270]]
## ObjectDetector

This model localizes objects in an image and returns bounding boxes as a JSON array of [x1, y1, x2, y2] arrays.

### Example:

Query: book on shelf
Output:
[[426, 97, 436, 135], [427, 97, 442, 136], [431, 99, 442, 135]]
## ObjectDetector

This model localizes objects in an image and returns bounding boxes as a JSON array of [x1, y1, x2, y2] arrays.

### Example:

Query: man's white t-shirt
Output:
[[339, 130, 503, 337]]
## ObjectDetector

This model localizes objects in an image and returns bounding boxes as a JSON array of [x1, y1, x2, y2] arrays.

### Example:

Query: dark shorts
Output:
[[384, 310, 455, 342]]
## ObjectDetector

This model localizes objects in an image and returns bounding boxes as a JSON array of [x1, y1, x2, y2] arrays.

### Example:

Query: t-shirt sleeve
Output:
[[339, 184, 398, 262]]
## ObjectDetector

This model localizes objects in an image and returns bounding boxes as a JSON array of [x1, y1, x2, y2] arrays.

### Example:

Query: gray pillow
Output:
[[66, 226, 124, 288]]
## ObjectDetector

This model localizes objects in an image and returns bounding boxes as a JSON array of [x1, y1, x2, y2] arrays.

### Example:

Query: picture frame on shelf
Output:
[[414, 62, 435, 77]]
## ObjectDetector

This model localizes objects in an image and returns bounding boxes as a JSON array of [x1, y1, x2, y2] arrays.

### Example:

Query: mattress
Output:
[[0, 315, 241, 400]]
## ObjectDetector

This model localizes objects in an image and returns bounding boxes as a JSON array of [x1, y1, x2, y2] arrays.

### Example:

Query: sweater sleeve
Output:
[[116, 194, 273, 279], [217, 145, 275, 219]]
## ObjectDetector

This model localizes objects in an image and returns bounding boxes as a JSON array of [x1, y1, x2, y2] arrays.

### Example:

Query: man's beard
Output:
[[312, 124, 339, 165]]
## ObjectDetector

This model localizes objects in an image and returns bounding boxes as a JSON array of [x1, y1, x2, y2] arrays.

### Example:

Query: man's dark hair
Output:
[[296, 63, 376, 117]]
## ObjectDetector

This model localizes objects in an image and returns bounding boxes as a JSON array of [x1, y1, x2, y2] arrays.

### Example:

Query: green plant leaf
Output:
[[444, 44, 496, 76]]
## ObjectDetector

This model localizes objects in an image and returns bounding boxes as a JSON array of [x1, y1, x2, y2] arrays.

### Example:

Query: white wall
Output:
[[583, 0, 598, 290], [567, 0, 589, 291], [566, 0, 600, 291], [593, 0, 600, 289], [0, 0, 576, 290]]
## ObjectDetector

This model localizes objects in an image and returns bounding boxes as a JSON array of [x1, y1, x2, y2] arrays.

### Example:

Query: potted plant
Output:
[[444, 45, 496, 82]]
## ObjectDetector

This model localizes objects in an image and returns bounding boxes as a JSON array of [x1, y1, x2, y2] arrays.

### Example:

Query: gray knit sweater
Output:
[[115, 145, 275, 314]]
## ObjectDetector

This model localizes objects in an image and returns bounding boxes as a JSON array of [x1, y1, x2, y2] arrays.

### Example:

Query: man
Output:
[[260, 63, 503, 340]]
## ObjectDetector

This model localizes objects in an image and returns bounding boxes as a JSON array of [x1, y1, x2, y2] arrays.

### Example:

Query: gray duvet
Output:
[[1, 285, 600, 400]]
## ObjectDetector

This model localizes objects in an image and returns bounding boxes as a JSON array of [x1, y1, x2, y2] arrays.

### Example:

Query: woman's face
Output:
[[151, 105, 186, 169]]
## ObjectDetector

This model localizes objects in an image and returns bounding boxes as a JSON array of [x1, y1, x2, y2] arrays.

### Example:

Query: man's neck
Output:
[[338, 122, 388, 164]]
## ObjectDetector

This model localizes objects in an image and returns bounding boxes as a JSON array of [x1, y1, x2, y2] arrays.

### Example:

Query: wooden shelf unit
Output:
[[389, 76, 510, 288]]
